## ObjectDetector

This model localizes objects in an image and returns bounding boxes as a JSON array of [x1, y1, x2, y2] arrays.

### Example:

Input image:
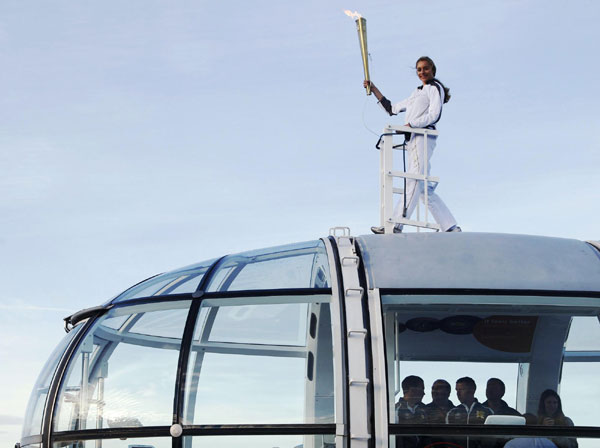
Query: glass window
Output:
[[52, 437, 171, 448], [21, 326, 82, 437], [564, 316, 600, 351], [113, 259, 217, 302], [560, 316, 600, 447], [205, 241, 330, 292], [382, 294, 600, 446], [182, 294, 334, 424], [53, 301, 191, 432], [183, 434, 335, 448]]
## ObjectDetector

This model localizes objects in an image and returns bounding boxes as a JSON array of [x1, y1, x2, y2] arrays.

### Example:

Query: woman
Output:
[[365, 56, 460, 234], [537, 389, 578, 448]]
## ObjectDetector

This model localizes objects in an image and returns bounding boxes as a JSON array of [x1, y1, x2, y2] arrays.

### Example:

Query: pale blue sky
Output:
[[1, 1, 599, 446]]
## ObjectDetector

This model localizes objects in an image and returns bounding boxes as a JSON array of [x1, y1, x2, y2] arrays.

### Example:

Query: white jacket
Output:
[[379, 80, 445, 129]]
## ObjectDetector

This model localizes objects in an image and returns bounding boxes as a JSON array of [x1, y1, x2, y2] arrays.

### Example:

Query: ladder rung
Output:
[[388, 170, 439, 182], [391, 217, 441, 230], [345, 287, 364, 297], [341, 256, 359, 266], [349, 378, 370, 386]]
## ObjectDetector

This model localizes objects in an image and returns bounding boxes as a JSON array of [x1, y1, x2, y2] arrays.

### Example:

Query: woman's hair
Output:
[[537, 389, 565, 420], [416, 56, 451, 104]]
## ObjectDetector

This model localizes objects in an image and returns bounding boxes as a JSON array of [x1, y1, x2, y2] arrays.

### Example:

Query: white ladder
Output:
[[378, 124, 441, 234]]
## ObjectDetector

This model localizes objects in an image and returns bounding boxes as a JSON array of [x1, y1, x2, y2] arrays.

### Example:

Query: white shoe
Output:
[[446, 225, 462, 232], [371, 225, 403, 234]]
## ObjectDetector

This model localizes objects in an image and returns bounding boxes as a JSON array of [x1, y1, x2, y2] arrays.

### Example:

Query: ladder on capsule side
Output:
[[378, 125, 441, 234]]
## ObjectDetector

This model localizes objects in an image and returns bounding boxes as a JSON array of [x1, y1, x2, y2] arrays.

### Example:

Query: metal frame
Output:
[[379, 125, 440, 233], [323, 233, 350, 448], [330, 230, 373, 448]]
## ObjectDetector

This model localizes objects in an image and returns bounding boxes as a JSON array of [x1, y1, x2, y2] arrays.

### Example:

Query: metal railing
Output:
[[378, 125, 440, 234]]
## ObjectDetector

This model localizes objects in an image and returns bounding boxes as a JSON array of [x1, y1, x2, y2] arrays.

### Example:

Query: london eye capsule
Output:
[[18, 232, 600, 448]]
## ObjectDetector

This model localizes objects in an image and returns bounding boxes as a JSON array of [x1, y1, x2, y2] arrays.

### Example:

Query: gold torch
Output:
[[345, 10, 371, 95]]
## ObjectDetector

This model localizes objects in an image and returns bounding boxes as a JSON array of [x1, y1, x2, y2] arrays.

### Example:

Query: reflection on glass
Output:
[[183, 296, 334, 424], [113, 259, 216, 302], [53, 437, 171, 448], [22, 327, 81, 437], [206, 240, 330, 292], [184, 434, 335, 448], [53, 301, 190, 432]]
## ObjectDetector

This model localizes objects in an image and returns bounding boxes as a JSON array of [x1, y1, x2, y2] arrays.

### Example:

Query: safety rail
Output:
[[378, 125, 440, 234]]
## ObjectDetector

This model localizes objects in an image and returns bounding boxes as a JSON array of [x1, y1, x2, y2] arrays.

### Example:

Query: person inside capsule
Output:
[[447, 377, 493, 424], [446, 377, 494, 448], [482, 378, 521, 416], [395, 375, 426, 448], [424, 379, 454, 423], [537, 390, 578, 448]]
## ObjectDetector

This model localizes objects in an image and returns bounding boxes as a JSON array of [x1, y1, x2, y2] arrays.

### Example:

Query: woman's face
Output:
[[416, 60, 434, 84], [544, 396, 559, 416]]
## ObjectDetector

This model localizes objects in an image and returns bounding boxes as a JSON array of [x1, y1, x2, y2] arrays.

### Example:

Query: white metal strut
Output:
[[379, 125, 440, 234]]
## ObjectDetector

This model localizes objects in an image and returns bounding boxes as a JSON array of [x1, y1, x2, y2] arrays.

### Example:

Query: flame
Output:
[[344, 10, 362, 20]]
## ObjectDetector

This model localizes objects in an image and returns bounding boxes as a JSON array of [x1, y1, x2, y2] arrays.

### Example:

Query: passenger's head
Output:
[[486, 378, 506, 402], [401, 375, 425, 405], [456, 377, 477, 405], [538, 389, 564, 418], [431, 379, 452, 405]]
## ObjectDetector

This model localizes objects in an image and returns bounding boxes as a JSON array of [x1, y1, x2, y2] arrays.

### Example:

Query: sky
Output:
[[1, 0, 599, 446]]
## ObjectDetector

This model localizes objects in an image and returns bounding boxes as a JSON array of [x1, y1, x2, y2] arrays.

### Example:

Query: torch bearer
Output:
[[345, 11, 372, 95], [355, 16, 371, 95]]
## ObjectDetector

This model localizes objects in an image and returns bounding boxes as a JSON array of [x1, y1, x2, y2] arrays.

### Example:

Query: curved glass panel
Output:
[[112, 259, 217, 303], [206, 240, 330, 292], [53, 301, 191, 431], [183, 434, 336, 448], [52, 437, 171, 448], [183, 294, 334, 424], [21, 326, 82, 437], [381, 294, 600, 447]]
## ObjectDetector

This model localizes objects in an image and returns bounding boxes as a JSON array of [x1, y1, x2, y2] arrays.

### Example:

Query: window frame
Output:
[[373, 287, 600, 444]]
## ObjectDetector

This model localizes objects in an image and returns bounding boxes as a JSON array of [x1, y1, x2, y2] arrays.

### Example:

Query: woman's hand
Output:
[[364, 80, 383, 100], [542, 417, 555, 426]]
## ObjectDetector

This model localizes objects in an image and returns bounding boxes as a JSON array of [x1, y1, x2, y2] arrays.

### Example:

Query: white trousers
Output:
[[392, 134, 457, 231]]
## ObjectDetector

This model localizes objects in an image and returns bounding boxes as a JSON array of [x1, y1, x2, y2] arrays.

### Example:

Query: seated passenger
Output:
[[424, 380, 455, 447], [424, 379, 454, 423], [396, 375, 426, 423], [446, 377, 494, 448], [482, 378, 521, 416], [537, 390, 578, 448], [395, 375, 427, 448], [446, 377, 493, 424]]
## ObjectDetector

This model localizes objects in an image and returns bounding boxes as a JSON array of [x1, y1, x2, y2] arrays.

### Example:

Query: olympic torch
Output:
[[345, 10, 371, 95]]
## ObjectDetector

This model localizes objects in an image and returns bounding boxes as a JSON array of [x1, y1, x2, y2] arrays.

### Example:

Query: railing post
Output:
[[423, 130, 429, 226], [381, 127, 394, 234]]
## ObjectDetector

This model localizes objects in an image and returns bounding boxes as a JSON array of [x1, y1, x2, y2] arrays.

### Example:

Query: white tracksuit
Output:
[[379, 80, 457, 231]]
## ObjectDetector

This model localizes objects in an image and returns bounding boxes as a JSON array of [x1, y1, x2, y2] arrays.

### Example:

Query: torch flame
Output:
[[343, 10, 362, 20]]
